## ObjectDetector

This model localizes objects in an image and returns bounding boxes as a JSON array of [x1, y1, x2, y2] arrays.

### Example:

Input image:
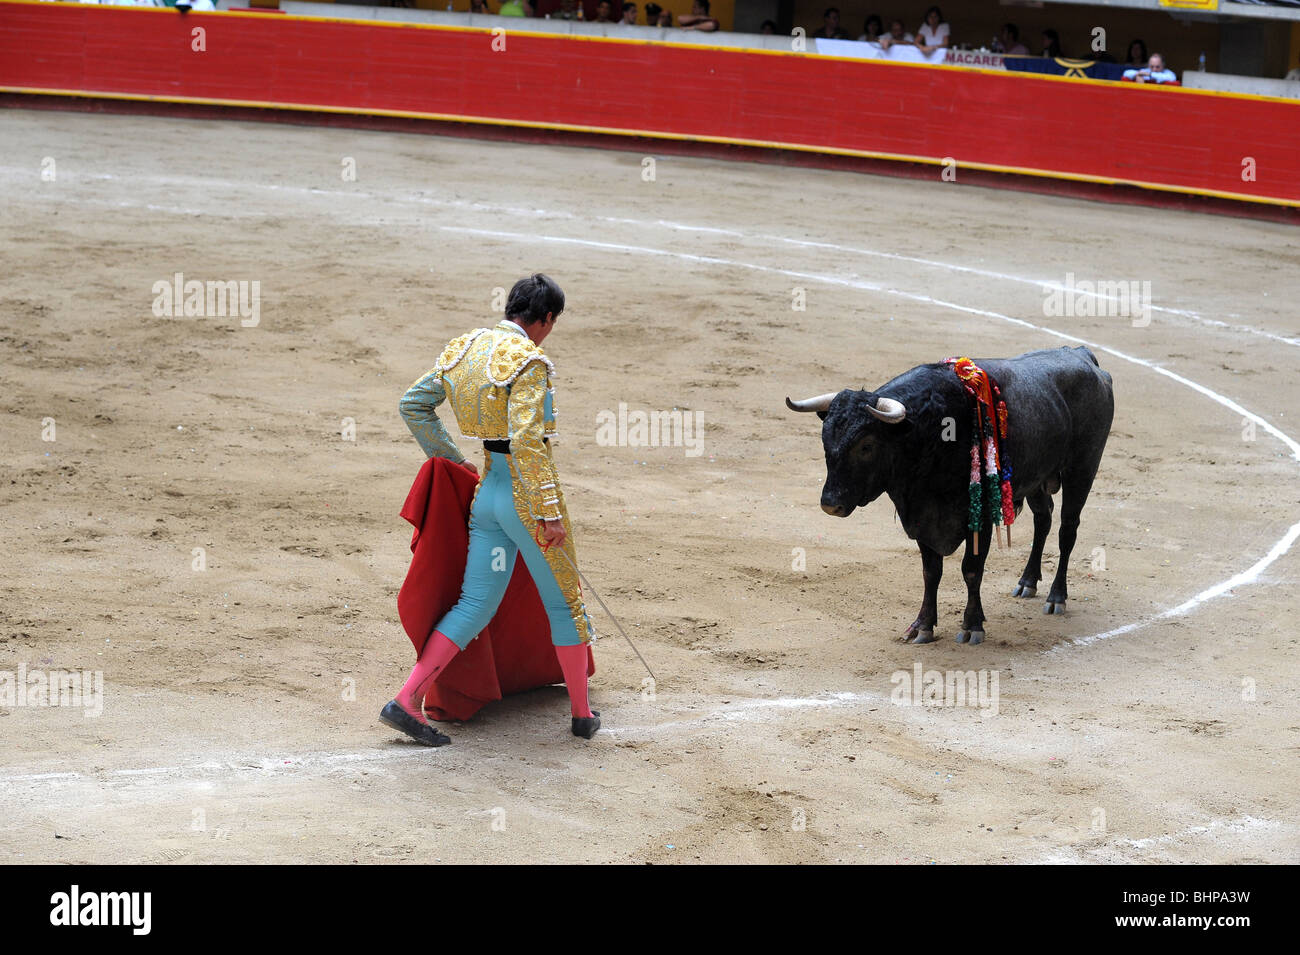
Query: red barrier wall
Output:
[[2, 1, 1297, 207]]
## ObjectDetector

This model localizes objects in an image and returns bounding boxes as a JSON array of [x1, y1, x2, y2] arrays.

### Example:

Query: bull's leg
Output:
[[903, 542, 943, 645], [1044, 470, 1097, 615], [1012, 488, 1054, 599], [956, 526, 991, 644]]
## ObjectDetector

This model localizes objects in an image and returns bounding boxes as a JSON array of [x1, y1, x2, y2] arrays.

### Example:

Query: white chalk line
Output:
[[1123, 814, 1284, 850], [439, 224, 1300, 651], [0, 693, 884, 787], [1, 747, 440, 785], [6, 164, 1295, 348], [1031, 814, 1289, 863], [604, 690, 882, 736]]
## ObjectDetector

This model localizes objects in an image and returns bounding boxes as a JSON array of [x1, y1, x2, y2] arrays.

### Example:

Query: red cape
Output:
[[396, 456, 594, 722]]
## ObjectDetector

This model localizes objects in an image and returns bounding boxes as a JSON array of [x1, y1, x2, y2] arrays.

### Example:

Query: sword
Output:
[[554, 545, 657, 685], [506, 454, 657, 684]]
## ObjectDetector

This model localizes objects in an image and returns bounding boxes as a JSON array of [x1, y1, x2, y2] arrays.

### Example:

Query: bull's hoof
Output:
[[1011, 583, 1037, 598], [1043, 600, 1066, 615], [903, 619, 937, 644], [955, 629, 985, 645]]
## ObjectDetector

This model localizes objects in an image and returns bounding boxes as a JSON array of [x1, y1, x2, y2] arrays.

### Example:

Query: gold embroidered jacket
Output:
[[400, 321, 563, 522]]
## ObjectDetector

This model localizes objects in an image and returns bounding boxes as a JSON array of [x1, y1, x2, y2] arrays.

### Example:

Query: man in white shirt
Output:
[[879, 19, 913, 50], [1123, 53, 1177, 84]]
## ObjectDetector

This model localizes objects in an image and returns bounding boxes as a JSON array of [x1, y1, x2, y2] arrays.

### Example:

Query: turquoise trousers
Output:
[[435, 451, 585, 649]]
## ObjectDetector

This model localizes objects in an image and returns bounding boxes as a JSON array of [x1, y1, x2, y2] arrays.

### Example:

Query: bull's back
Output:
[[982, 346, 1114, 494]]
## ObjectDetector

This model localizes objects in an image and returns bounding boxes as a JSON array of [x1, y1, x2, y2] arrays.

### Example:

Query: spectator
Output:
[[812, 7, 848, 40], [1124, 39, 1149, 68], [644, 2, 660, 25], [498, 0, 533, 14], [1123, 52, 1177, 84], [915, 6, 950, 52], [548, 0, 578, 18], [1286, 52, 1300, 81], [470, 0, 492, 11], [998, 23, 1028, 55], [879, 18, 913, 50], [760, 19, 777, 35], [859, 14, 884, 44], [1041, 29, 1062, 58], [678, 0, 718, 31], [657, 7, 672, 25], [617, 1, 636, 23], [594, 0, 613, 21]]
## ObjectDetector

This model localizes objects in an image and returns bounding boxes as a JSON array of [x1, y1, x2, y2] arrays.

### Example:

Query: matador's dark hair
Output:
[[505, 273, 565, 325]]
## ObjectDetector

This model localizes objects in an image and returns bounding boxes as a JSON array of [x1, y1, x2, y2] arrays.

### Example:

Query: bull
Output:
[[787, 345, 1114, 644]]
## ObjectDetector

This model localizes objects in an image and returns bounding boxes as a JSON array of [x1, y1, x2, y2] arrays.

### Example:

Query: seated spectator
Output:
[[617, 1, 636, 23], [880, 19, 913, 50], [678, 0, 718, 31], [498, 0, 533, 13], [812, 7, 848, 40], [1287, 53, 1300, 81], [1041, 29, 1062, 58], [998, 23, 1028, 55], [644, 2, 660, 25], [915, 6, 950, 52], [859, 14, 884, 44], [593, 0, 614, 21], [657, 7, 672, 25], [760, 19, 777, 35], [548, 0, 577, 18], [1123, 52, 1177, 84], [1124, 39, 1149, 68]]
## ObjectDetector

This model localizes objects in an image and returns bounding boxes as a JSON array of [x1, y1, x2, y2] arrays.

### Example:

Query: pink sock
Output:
[[396, 630, 460, 722], [554, 644, 593, 718]]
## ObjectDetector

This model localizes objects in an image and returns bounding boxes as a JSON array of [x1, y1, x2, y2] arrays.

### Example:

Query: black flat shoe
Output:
[[380, 700, 451, 747], [571, 710, 600, 739]]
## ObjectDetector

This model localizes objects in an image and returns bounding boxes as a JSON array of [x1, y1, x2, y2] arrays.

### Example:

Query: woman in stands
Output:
[[1125, 39, 1149, 69], [381, 274, 599, 746], [1041, 29, 1063, 59], [859, 14, 885, 45], [915, 6, 951, 53]]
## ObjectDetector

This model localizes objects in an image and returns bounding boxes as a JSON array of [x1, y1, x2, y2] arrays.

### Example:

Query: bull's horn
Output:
[[785, 392, 839, 413], [868, 396, 907, 424]]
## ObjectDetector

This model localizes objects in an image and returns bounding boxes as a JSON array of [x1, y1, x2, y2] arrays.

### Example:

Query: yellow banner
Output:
[[1159, 0, 1217, 10]]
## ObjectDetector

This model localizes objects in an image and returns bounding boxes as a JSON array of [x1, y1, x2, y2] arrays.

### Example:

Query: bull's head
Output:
[[786, 389, 907, 518]]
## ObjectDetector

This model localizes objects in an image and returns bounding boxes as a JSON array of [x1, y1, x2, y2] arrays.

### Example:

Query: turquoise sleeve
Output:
[[399, 371, 465, 463]]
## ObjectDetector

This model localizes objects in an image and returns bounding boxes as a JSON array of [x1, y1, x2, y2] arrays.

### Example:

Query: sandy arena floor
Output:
[[1, 108, 1298, 864]]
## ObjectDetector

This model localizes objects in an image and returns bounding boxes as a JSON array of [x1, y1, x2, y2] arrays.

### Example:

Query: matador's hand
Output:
[[539, 519, 566, 549], [460, 460, 479, 476]]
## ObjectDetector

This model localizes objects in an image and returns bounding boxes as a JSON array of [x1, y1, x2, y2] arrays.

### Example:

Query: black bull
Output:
[[788, 346, 1114, 645]]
